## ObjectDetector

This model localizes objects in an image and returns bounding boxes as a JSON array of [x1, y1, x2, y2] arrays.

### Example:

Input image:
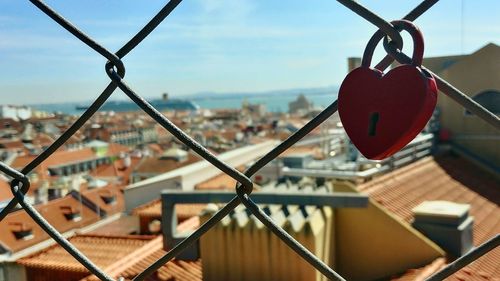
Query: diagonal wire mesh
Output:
[[1, 0, 499, 280]]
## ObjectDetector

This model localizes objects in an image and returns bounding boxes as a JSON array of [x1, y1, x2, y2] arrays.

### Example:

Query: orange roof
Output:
[[18, 234, 154, 273], [121, 248, 202, 281], [82, 218, 201, 281], [0, 118, 22, 131], [106, 143, 130, 156], [195, 173, 237, 190], [357, 155, 500, 280], [0, 195, 99, 253], [88, 215, 139, 236], [391, 258, 447, 281], [147, 143, 163, 154], [0, 178, 12, 202], [89, 163, 118, 178], [11, 148, 97, 184], [12, 147, 98, 170], [132, 199, 206, 221], [133, 154, 201, 174], [80, 185, 125, 217], [0, 139, 24, 149], [280, 145, 325, 159], [32, 133, 54, 147], [90, 157, 141, 185], [195, 165, 245, 190], [67, 133, 85, 145]]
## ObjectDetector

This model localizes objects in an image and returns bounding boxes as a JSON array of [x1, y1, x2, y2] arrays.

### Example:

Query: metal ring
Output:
[[0, 163, 30, 220], [361, 28, 403, 69], [362, 20, 424, 69], [373, 0, 439, 71], [382, 20, 425, 66]]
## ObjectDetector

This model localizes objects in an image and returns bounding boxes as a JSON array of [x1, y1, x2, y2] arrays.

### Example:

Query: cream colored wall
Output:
[[428, 44, 500, 166], [199, 180, 444, 281], [334, 181, 444, 281], [0, 262, 27, 281], [199, 204, 333, 281]]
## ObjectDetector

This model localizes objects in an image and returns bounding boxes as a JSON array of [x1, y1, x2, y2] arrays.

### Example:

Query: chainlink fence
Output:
[[1, 0, 499, 280]]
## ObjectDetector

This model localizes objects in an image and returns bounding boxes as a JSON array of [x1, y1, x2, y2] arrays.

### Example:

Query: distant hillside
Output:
[[185, 86, 338, 101], [27, 86, 339, 115]]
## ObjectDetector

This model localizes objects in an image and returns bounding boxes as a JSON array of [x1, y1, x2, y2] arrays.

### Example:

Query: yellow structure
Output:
[[199, 182, 443, 281], [200, 203, 336, 281], [423, 43, 499, 168], [334, 181, 444, 281]]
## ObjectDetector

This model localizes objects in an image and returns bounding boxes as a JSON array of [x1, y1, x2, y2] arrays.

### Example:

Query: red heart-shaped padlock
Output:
[[338, 20, 437, 160]]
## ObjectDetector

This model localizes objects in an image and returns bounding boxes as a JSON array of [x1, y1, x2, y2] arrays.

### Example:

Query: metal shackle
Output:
[[362, 19, 425, 68]]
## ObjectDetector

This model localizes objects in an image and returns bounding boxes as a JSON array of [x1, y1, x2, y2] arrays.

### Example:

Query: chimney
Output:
[[411, 201, 473, 257], [347, 57, 362, 72], [160, 147, 188, 162], [122, 153, 131, 168]]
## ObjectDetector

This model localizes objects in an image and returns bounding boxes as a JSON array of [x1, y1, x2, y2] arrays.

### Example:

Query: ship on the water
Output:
[[76, 93, 199, 112]]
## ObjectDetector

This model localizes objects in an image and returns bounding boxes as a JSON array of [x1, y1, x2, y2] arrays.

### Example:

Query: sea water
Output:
[[31, 93, 336, 115]]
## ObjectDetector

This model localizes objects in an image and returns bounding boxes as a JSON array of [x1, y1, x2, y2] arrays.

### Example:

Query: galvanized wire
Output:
[[0, 0, 498, 280], [374, 0, 440, 70], [425, 234, 500, 281]]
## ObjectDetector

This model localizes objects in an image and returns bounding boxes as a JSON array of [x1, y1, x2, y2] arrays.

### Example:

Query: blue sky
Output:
[[0, 0, 499, 104]]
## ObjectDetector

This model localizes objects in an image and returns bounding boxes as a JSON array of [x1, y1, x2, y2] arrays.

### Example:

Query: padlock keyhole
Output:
[[368, 112, 380, 136]]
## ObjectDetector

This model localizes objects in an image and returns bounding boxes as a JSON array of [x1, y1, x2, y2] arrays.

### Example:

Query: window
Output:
[[60, 206, 82, 222], [100, 193, 117, 205], [10, 222, 34, 240], [465, 90, 500, 115]]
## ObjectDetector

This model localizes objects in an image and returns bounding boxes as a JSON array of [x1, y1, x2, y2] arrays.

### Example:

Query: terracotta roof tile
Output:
[[147, 143, 163, 154], [133, 154, 201, 174], [9, 148, 101, 190], [195, 165, 245, 190], [80, 185, 125, 217], [132, 199, 206, 222], [0, 139, 24, 149], [81, 218, 201, 281], [0, 178, 11, 202], [18, 234, 154, 273], [89, 163, 118, 178], [280, 145, 325, 159], [0, 196, 99, 253], [32, 133, 55, 147], [12, 148, 98, 170], [358, 155, 500, 280], [391, 258, 447, 281], [106, 143, 131, 156], [195, 173, 237, 190], [88, 215, 140, 236], [0, 118, 22, 131], [90, 157, 141, 185]]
